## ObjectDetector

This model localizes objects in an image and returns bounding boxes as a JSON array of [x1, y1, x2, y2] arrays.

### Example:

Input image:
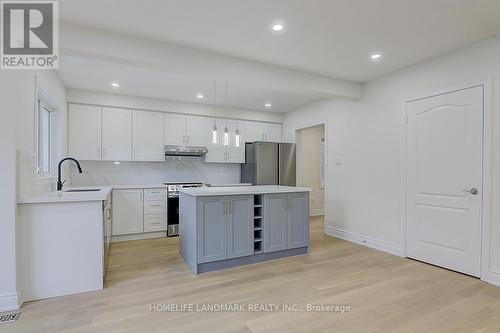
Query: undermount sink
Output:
[[65, 189, 101, 192]]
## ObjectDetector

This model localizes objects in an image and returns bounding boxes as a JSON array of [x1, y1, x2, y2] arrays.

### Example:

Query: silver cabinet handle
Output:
[[462, 188, 479, 195], [228, 201, 232, 214], [151, 204, 161, 207], [102, 148, 106, 159], [140, 192, 143, 202], [223, 201, 227, 214], [98, 147, 101, 159], [187, 135, 190, 144]]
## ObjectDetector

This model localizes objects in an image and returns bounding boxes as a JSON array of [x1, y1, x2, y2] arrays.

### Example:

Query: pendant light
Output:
[[223, 81, 229, 146], [234, 81, 240, 147], [212, 80, 218, 144]]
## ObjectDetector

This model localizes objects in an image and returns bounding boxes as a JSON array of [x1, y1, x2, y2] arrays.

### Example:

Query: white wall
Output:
[[283, 37, 500, 274], [0, 69, 67, 311], [0, 72, 21, 311], [297, 124, 325, 215], [17, 71, 68, 196]]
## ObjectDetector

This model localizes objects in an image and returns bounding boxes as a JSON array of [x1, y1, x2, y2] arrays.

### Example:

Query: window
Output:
[[37, 99, 54, 175]]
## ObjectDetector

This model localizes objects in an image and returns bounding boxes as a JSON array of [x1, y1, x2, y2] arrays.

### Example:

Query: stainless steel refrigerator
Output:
[[241, 142, 296, 186]]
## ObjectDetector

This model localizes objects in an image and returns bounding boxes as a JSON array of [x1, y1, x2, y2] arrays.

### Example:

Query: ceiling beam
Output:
[[60, 23, 363, 100]]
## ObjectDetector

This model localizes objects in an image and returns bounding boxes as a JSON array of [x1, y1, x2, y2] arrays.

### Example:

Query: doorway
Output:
[[296, 124, 326, 233], [405, 85, 486, 277]]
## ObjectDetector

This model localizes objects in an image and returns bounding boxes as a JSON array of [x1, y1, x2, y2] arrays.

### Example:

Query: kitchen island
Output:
[[179, 185, 311, 273]]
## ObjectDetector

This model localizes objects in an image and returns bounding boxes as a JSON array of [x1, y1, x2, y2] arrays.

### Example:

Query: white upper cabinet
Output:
[[244, 121, 263, 142], [68, 104, 102, 160], [185, 115, 206, 147], [101, 108, 132, 161], [262, 123, 282, 142], [226, 120, 245, 163], [132, 111, 164, 161], [205, 119, 245, 163], [244, 121, 282, 142], [204, 118, 226, 163], [164, 113, 185, 146]]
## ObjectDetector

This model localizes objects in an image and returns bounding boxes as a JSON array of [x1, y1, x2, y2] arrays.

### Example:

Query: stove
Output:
[[163, 182, 204, 236]]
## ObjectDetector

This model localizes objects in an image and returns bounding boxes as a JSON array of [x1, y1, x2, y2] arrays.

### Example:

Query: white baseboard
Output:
[[310, 208, 324, 217], [326, 226, 400, 256], [111, 231, 167, 243], [484, 270, 500, 287], [0, 293, 20, 312]]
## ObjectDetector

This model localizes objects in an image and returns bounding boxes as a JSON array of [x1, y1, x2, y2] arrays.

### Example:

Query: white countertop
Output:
[[112, 184, 166, 189], [179, 185, 311, 197], [207, 183, 252, 187], [18, 186, 113, 204]]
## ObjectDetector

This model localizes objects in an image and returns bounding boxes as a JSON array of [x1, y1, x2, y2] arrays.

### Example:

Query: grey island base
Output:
[[179, 186, 311, 274]]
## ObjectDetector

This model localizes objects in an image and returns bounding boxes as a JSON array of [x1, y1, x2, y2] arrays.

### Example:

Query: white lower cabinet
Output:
[[112, 188, 166, 238], [144, 214, 167, 232], [112, 189, 144, 235]]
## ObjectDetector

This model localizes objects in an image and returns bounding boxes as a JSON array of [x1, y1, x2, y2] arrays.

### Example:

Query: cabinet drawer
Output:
[[144, 214, 166, 232], [144, 188, 166, 199], [144, 199, 166, 214]]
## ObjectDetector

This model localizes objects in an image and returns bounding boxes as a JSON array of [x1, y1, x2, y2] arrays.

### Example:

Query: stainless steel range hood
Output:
[[165, 145, 208, 157]]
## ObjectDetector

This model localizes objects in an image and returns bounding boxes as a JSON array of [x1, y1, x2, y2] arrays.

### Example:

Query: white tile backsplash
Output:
[[69, 157, 240, 186]]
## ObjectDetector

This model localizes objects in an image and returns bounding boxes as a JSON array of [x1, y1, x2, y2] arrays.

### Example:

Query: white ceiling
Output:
[[60, 0, 500, 82], [59, 55, 326, 113]]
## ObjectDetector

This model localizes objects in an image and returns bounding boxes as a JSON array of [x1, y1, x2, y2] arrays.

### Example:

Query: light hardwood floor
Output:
[[5, 216, 500, 333]]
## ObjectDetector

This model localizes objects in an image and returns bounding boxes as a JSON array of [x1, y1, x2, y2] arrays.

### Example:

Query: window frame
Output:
[[35, 95, 56, 177]]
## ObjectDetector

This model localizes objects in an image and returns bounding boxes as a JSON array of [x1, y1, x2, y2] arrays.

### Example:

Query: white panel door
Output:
[[101, 108, 132, 161], [204, 118, 226, 163], [226, 120, 245, 163], [112, 189, 144, 235], [68, 104, 102, 160], [244, 121, 263, 142], [164, 113, 186, 146], [132, 111, 164, 161], [262, 123, 282, 142], [406, 86, 483, 277], [185, 115, 206, 146]]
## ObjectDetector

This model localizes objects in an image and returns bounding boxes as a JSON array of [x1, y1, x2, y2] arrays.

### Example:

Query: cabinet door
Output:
[[227, 195, 254, 259], [262, 123, 282, 142], [101, 108, 132, 161], [263, 193, 287, 253], [185, 115, 206, 147], [197, 196, 226, 263], [226, 120, 246, 163], [132, 111, 164, 161], [164, 113, 186, 146], [244, 121, 262, 142], [112, 190, 144, 235], [287, 192, 309, 248], [68, 104, 102, 160], [204, 119, 227, 163]]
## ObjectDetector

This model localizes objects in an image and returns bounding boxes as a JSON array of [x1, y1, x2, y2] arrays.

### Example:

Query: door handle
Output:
[[462, 187, 479, 195]]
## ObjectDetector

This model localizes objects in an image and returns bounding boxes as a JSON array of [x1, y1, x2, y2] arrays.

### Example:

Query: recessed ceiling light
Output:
[[113, 161, 120, 165], [196, 93, 204, 99], [370, 53, 382, 60], [265, 103, 272, 108], [271, 24, 284, 32], [111, 82, 120, 87]]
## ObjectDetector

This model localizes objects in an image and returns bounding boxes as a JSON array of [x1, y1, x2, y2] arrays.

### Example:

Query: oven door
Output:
[[167, 196, 179, 237]]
